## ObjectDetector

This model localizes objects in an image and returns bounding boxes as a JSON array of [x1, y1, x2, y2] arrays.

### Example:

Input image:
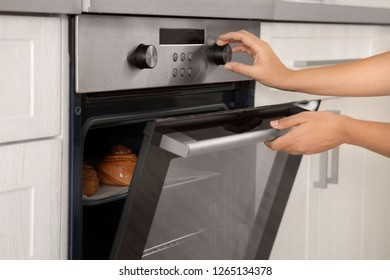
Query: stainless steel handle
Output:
[[160, 129, 283, 158], [313, 147, 339, 188], [327, 146, 339, 184], [294, 58, 360, 68]]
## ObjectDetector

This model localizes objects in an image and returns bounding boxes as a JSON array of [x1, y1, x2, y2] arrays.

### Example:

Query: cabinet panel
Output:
[[271, 97, 390, 259], [0, 15, 61, 144], [360, 96, 390, 259], [264, 23, 390, 260], [307, 98, 366, 259], [0, 187, 34, 258], [0, 140, 62, 259], [270, 156, 309, 259]]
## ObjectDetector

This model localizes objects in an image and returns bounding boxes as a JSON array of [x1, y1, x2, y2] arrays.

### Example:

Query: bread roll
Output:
[[83, 162, 99, 196], [98, 144, 137, 186]]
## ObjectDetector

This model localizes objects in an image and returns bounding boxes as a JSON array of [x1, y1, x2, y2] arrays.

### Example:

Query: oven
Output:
[[69, 14, 318, 260]]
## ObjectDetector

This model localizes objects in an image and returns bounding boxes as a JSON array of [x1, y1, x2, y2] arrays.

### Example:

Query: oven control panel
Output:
[[133, 44, 232, 70], [75, 15, 260, 93], [132, 43, 232, 81]]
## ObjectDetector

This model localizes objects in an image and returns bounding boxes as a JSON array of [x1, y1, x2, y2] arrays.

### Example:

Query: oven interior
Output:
[[72, 82, 256, 260], [82, 123, 144, 259]]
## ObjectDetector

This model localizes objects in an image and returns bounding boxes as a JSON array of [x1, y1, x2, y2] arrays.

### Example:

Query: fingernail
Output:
[[270, 120, 279, 127], [224, 63, 232, 70]]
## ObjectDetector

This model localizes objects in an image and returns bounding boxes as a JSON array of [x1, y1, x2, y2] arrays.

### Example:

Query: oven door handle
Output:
[[159, 128, 285, 158]]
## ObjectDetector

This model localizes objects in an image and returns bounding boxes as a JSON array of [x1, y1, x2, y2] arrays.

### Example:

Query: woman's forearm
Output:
[[284, 52, 390, 97], [341, 116, 390, 157]]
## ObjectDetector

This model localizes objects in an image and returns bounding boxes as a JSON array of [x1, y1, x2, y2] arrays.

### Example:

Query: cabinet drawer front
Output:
[[0, 15, 61, 144], [256, 22, 374, 106], [0, 140, 62, 259]]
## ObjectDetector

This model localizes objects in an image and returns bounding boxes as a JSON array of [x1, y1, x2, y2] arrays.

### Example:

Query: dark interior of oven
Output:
[[70, 82, 256, 260], [82, 123, 144, 259]]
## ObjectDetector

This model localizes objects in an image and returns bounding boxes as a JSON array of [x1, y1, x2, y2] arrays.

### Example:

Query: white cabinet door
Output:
[[271, 97, 367, 260], [272, 96, 390, 259], [264, 22, 390, 260], [0, 15, 61, 144], [308, 97, 390, 259], [359, 96, 390, 259], [307, 97, 367, 259], [0, 139, 62, 259], [270, 155, 310, 259]]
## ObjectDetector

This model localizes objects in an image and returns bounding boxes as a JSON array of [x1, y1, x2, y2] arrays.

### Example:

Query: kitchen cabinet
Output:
[[0, 140, 62, 259], [307, 97, 390, 259], [0, 15, 67, 259], [255, 22, 390, 259], [306, 97, 367, 259], [360, 97, 390, 259], [271, 97, 367, 259], [270, 98, 390, 260], [0, 15, 61, 144]]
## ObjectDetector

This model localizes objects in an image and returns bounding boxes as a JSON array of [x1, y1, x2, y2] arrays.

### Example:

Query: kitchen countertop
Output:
[[1, 0, 390, 25], [274, 0, 390, 24], [0, 0, 81, 14]]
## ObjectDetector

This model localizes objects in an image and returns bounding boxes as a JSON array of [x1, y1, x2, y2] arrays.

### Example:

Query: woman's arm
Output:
[[266, 112, 390, 157], [285, 52, 390, 96], [217, 30, 390, 157], [217, 30, 390, 97]]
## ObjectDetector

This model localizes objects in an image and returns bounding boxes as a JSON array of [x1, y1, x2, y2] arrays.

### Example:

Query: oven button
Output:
[[173, 53, 178, 62], [172, 68, 178, 77], [181, 53, 186, 62], [180, 68, 185, 77], [188, 53, 193, 62], [134, 44, 158, 69], [188, 68, 193, 77], [213, 44, 232, 65]]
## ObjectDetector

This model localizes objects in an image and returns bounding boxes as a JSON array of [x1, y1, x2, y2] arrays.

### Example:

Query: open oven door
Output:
[[110, 101, 319, 260]]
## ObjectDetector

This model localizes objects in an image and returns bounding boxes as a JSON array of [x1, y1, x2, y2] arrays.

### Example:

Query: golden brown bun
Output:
[[98, 144, 137, 186], [83, 162, 99, 196]]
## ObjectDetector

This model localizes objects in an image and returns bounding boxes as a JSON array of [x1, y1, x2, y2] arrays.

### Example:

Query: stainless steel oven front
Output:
[[69, 14, 317, 260]]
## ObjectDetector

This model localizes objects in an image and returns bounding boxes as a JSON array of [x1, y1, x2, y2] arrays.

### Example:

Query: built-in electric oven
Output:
[[69, 14, 318, 260]]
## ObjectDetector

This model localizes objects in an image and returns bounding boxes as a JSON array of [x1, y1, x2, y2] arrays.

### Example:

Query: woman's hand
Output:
[[265, 111, 346, 155], [217, 30, 292, 89]]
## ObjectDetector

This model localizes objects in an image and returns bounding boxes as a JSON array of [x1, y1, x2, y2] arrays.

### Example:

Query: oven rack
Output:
[[142, 225, 223, 259], [83, 168, 222, 206], [83, 184, 129, 206]]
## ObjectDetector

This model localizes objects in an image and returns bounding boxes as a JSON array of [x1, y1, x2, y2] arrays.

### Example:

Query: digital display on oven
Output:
[[159, 29, 205, 45]]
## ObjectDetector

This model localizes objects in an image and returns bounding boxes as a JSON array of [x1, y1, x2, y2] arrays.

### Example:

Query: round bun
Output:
[[98, 144, 137, 186], [83, 162, 99, 196]]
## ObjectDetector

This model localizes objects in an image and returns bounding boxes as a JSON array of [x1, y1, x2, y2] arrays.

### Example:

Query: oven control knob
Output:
[[135, 44, 158, 69], [214, 44, 232, 65]]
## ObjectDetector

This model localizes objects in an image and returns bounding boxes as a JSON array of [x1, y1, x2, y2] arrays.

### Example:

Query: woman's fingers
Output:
[[231, 45, 253, 56], [270, 113, 309, 130], [266, 112, 344, 155], [217, 30, 265, 52]]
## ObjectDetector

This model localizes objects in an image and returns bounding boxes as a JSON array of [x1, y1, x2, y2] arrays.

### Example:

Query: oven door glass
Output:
[[110, 101, 318, 260]]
